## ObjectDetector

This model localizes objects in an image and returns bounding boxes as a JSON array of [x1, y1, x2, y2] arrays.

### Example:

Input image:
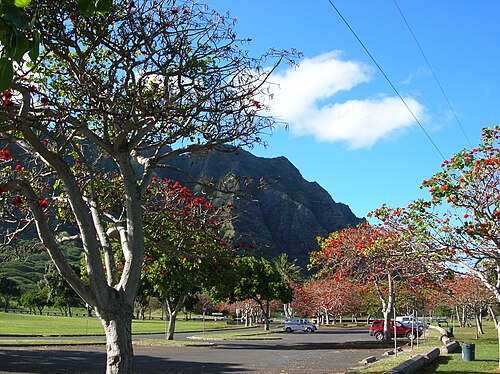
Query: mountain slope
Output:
[[157, 148, 364, 270]]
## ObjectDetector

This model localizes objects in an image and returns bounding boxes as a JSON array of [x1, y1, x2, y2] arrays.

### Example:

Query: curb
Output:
[[360, 325, 462, 374]]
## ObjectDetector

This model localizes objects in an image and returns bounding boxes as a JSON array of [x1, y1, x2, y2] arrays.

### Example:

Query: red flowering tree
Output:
[[142, 179, 234, 340], [301, 278, 362, 325], [309, 223, 429, 340], [446, 275, 496, 335], [369, 126, 500, 366], [290, 282, 316, 318], [0, 1, 297, 372]]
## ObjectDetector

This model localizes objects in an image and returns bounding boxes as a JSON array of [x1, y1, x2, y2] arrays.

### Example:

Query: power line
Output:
[[326, 0, 446, 160], [393, 0, 472, 148]]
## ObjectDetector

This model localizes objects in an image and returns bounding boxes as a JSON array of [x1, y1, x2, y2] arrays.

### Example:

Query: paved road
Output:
[[0, 327, 397, 373]]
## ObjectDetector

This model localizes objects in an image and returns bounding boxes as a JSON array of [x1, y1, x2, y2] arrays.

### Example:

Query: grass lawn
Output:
[[0, 312, 242, 336], [353, 322, 500, 374]]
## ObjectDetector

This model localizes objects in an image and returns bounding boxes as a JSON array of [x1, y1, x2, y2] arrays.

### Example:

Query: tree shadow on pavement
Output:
[[211, 340, 407, 351], [0, 348, 250, 373]]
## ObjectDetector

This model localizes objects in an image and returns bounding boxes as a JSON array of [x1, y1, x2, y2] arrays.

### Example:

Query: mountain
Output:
[[0, 145, 364, 275], [156, 148, 365, 271]]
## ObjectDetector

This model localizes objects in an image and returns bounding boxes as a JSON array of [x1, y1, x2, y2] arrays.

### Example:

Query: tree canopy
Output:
[[0, 1, 297, 372]]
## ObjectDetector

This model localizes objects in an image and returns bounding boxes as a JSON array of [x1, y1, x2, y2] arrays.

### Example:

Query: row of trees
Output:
[[0, 176, 296, 339], [0, 262, 82, 315], [306, 126, 500, 367]]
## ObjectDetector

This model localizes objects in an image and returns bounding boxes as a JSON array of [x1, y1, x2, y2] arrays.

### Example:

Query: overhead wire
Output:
[[393, 0, 472, 148], [325, 0, 446, 160]]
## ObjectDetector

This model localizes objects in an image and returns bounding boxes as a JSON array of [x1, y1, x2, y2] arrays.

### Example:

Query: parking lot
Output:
[[0, 327, 398, 373]]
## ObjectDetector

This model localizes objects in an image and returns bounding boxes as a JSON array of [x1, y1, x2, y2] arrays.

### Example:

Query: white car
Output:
[[283, 318, 317, 333], [396, 316, 425, 331]]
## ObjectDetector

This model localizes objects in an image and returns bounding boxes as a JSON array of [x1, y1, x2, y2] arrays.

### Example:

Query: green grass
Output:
[[423, 324, 499, 373], [352, 323, 500, 374], [0, 312, 243, 336], [0, 338, 105, 345]]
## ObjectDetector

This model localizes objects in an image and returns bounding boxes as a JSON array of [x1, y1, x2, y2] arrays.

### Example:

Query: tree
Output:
[[447, 275, 496, 336], [0, 275, 20, 311], [302, 277, 362, 325], [223, 256, 293, 330], [309, 223, 428, 340], [372, 126, 500, 364], [143, 179, 234, 340], [134, 276, 154, 321], [0, 1, 297, 372], [0, 0, 113, 89], [44, 262, 83, 316], [272, 253, 303, 318], [19, 280, 49, 314]]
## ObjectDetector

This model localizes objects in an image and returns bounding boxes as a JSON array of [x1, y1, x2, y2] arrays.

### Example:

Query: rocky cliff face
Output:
[[157, 148, 364, 271]]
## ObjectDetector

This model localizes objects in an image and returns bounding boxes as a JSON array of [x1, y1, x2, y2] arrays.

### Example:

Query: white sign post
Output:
[[235, 309, 240, 326]]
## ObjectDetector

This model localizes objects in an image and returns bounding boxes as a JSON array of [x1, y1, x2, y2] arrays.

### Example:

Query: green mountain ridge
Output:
[[156, 148, 364, 270]]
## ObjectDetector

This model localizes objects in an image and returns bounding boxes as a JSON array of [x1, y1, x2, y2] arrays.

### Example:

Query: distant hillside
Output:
[[0, 147, 364, 278], [155, 148, 364, 270]]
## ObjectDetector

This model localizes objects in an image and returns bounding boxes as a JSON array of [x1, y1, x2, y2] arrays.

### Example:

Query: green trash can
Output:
[[462, 342, 475, 361]]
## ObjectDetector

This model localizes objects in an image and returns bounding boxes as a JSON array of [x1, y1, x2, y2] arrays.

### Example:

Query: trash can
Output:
[[462, 342, 475, 361], [447, 327, 454, 337]]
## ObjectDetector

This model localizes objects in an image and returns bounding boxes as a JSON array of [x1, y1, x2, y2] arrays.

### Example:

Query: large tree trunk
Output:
[[96, 299, 134, 374]]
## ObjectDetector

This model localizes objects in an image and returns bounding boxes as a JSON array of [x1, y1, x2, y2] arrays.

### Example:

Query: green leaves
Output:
[[2, 2, 30, 29], [0, 59, 14, 91], [78, 0, 113, 17], [0, 0, 37, 89], [28, 30, 39, 62], [13, 0, 32, 8]]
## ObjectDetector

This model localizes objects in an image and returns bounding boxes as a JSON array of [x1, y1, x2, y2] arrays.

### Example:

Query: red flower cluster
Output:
[[251, 100, 261, 109], [0, 149, 12, 160], [12, 195, 22, 206], [2, 90, 13, 109], [38, 199, 49, 209]]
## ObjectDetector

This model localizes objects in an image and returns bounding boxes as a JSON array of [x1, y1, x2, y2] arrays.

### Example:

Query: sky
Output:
[[204, 0, 500, 219]]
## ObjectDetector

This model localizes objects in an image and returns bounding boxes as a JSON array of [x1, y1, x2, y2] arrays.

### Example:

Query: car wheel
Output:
[[374, 332, 384, 340], [406, 332, 415, 340], [285, 327, 292, 333], [305, 327, 312, 333]]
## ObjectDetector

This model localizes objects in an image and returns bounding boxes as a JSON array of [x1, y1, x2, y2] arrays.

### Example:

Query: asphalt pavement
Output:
[[0, 327, 399, 373]]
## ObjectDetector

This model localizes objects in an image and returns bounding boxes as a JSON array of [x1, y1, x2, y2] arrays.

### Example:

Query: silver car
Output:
[[283, 318, 317, 333]]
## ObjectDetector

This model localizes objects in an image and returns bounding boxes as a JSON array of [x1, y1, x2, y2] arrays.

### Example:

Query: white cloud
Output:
[[264, 51, 426, 149]]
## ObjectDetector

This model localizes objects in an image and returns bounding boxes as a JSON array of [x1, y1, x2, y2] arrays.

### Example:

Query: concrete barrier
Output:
[[384, 355, 428, 374], [441, 341, 460, 354], [422, 347, 440, 361], [360, 356, 377, 364]]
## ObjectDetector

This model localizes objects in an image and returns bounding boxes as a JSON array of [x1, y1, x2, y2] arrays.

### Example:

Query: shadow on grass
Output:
[[419, 354, 499, 374]]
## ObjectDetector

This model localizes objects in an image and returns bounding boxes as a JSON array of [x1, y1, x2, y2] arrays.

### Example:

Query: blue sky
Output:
[[205, 0, 500, 219]]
